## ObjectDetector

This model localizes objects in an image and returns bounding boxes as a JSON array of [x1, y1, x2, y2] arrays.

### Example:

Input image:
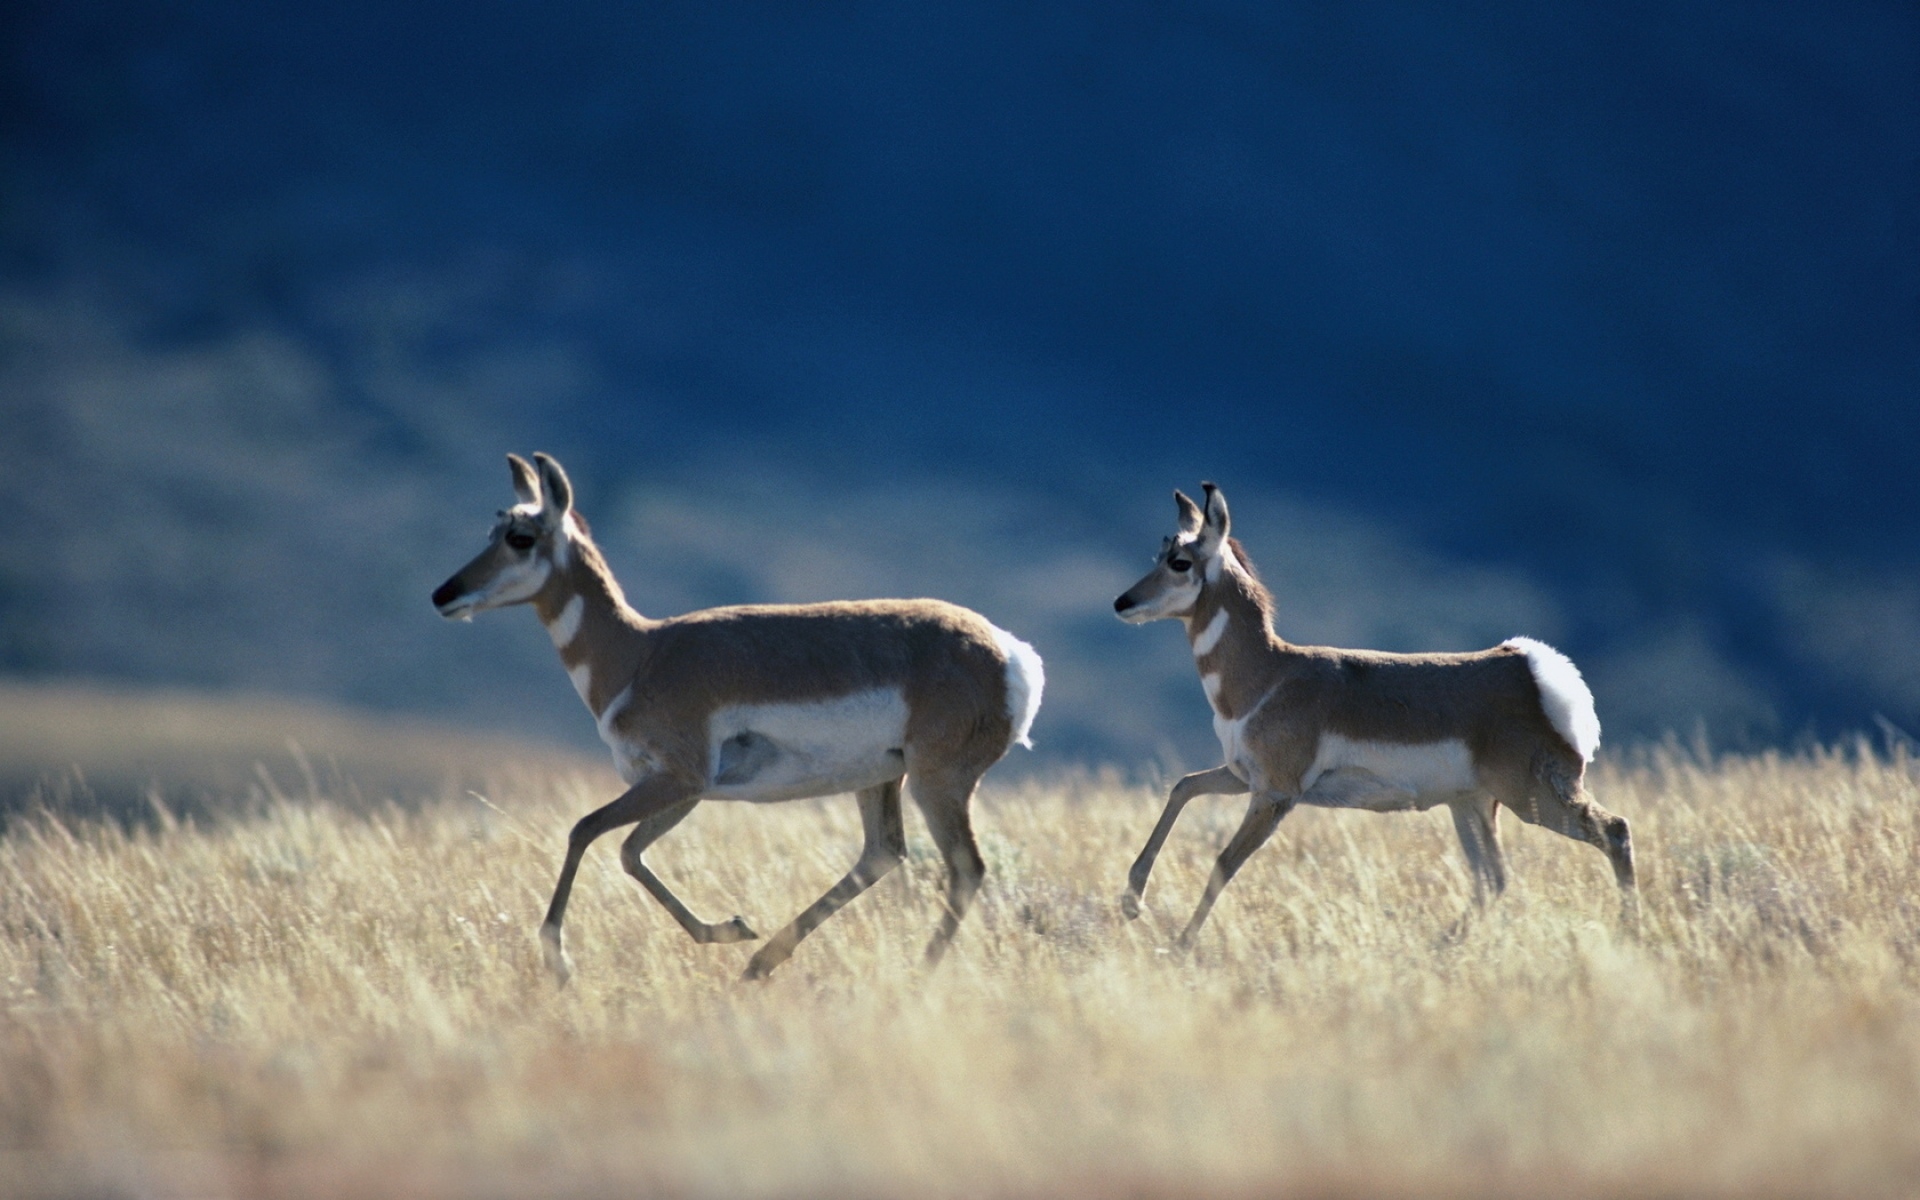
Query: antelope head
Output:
[[432, 452, 577, 620], [1112, 482, 1230, 624]]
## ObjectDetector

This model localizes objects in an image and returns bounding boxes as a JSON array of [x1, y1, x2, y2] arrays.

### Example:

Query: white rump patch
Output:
[[1503, 637, 1601, 762], [1300, 734, 1477, 808], [991, 625, 1046, 749], [704, 688, 909, 803], [546, 595, 583, 648], [1191, 609, 1228, 657]]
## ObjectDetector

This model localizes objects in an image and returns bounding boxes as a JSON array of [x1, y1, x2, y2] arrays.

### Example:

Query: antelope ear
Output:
[[1174, 490, 1203, 537], [531, 452, 573, 523], [507, 454, 541, 506], [1197, 481, 1230, 552]]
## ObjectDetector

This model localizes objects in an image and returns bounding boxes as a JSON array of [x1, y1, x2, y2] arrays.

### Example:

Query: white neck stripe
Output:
[[1192, 609, 1229, 657], [547, 594, 583, 649]]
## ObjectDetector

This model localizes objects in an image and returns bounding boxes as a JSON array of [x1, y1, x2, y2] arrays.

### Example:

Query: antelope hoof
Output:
[[1617, 893, 1644, 939], [539, 926, 574, 988], [706, 916, 760, 944], [1120, 892, 1142, 921], [741, 949, 785, 982]]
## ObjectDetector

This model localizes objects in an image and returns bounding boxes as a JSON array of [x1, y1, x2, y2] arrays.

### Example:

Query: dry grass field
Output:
[[2, 693, 1919, 1198]]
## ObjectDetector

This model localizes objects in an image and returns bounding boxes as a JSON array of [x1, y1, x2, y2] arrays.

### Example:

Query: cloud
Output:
[[1765, 559, 1920, 726], [0, 281, 591, 739], [1583, 623, 1780, 747]]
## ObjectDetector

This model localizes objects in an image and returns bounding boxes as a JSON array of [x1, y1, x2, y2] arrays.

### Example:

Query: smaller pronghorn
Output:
[[1113, 484, 1633, 944], [433, 453, 1044, 983]]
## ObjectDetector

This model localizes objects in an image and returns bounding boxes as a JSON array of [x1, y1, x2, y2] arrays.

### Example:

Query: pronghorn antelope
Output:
[[432, 453, 1044, 983], [1113, 483, 1634, 944]]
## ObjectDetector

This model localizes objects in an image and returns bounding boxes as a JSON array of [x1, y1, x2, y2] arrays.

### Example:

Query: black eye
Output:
[[505, 531, 537, 551], [1169, 558, 1192, 573]]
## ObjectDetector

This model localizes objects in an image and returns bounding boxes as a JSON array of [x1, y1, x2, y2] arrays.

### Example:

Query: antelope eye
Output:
[[505, 531, 537, 551], [1169, 557, 1193, 573]]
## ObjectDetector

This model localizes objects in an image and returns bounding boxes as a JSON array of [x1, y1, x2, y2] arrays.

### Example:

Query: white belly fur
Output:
[[702, 688, 909, 802], [1299, 734, 1477, 809]]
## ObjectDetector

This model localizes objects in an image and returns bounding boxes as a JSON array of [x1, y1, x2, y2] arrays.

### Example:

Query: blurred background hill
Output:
[[1, 1, 1916, 772]]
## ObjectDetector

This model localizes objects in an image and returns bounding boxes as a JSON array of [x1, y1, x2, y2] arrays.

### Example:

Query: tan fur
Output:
[[1115, 483, 1635, 944], [434, 453, 1034, 983]]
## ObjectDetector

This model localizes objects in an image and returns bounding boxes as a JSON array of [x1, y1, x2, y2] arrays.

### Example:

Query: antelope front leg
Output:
[[1441, 794, 1507, 942], [1175, 791, 1293, 949], [1122, 765, 1248, 919], [540, 773, 699, 987], [1449, 795, 1507, 906]]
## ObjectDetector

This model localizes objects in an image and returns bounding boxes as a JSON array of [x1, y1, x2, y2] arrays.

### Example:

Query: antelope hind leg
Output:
[[619, 799, 760, 945], [1442, 793, 1507, 942], [910, 771, 989, 968], [1515, 766, 1638, 894], [743, 780, 907, 981]]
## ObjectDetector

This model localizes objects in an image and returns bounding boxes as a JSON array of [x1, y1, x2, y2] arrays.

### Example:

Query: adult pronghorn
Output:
[[1113, 483, 1634, 944], [433, 453, 1044, 983]]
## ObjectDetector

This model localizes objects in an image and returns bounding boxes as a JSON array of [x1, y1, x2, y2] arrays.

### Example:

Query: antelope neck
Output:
[[533, 539, 649, 717], [1188, 566, 1279, 719]]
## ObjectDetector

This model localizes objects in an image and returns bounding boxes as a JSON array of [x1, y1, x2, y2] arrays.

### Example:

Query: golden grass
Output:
[[3, 736, 1919, 1198]]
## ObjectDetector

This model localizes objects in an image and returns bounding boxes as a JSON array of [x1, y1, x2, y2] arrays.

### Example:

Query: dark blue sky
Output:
[[3, 1, 1917, 757]]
